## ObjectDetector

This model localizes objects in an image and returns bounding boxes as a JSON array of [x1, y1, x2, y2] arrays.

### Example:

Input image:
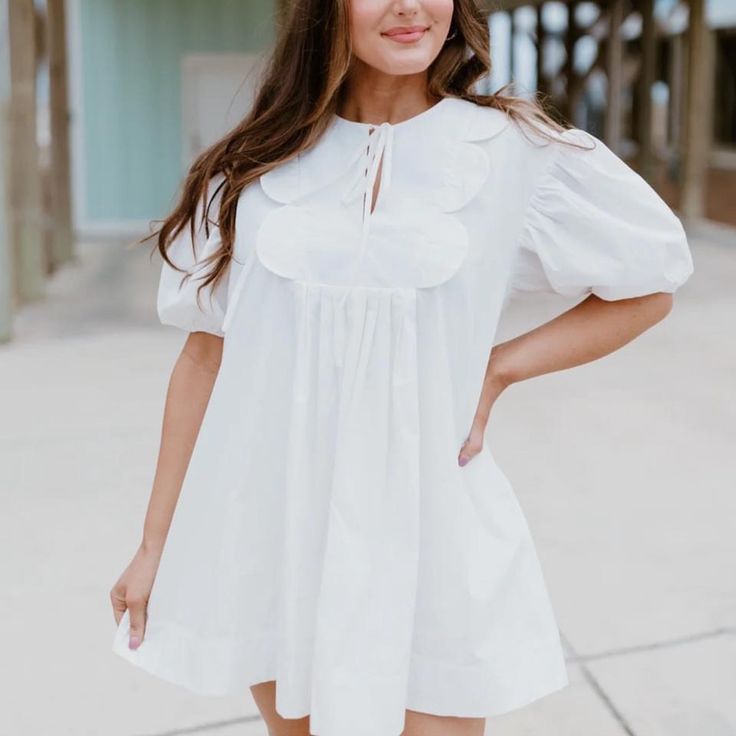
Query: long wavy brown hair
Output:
[[151, 0, 580, 309]]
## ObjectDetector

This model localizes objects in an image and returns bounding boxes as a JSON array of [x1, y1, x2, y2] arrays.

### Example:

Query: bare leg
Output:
[[249, 680, 486, 736], [402, 709, 486, 736], [249, 680, 311, 736]]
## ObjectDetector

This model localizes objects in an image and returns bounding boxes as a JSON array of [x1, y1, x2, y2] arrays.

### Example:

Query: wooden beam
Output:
[[536, 4, 548, 97], [637, 0, 655, 181], [562, 0, 584, 124], [0, 0, 13, 341], [604, 0, 625, 153], [480, 0, 546, 11], [509, 9, 516, 83], [47, 0, 74, 268], [681, 0, 713, 219], [668, 31, 684, 152], [8, 0, 44, 303]]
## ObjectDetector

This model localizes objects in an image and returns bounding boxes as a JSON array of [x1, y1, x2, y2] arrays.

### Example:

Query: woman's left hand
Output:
[[457, 292, 675, 466], [458, 419, 487, 466], [458, 369, 508, 466]]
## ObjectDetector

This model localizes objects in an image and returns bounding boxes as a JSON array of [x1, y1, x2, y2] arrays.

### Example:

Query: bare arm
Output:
[[110, 331, 224, 646], [141, 332, 224, 553], [457, 291, 674, 465]]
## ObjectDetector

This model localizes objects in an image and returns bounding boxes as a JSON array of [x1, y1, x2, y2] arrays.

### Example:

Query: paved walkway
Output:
[[1, 222, 734, 736]]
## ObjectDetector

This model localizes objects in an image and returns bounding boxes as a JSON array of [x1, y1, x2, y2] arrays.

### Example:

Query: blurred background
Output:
[[0, 0, 733, 735]]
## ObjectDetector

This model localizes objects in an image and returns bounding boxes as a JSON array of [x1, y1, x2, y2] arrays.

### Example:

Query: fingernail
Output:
[[458, 456, 467, 466], [129, 636, 140, 650]]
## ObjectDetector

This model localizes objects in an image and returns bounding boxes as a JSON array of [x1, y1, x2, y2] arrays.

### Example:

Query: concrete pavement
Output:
[[1, 222, 734, 736]]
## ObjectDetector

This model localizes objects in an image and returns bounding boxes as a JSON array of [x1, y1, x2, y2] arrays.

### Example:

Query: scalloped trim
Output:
[[259, 99, 510, 208], [255, 99, 510, 290], [255, 202, 469, 289]]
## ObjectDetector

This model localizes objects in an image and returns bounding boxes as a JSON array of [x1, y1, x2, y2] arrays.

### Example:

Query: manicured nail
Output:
[[129, 636, 140, 650], [458, 456, 468, 466]]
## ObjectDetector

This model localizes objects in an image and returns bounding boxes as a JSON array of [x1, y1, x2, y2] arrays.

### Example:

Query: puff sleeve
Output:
[[156, 179, 229, 336], [509, 128, 694, 301]]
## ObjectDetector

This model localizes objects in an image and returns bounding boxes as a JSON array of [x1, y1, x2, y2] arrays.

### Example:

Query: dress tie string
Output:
[[341, 122, 394, 245]]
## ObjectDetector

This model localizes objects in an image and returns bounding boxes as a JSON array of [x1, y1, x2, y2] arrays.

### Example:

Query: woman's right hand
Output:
[[110, 542, 164, 650]]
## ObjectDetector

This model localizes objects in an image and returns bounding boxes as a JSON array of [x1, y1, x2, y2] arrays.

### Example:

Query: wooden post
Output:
[[637, 0, 655, 181], [562, 0, 581, 124], [509, 9, 516, 84], [8, 0, 45, 303], [681, 0, 712, 219], [604, 0, 625, 153], [669, 31, 684, 154], [47, 0, 75, 268], [0, 0, 13, 341], [536, 3, 547, 98]]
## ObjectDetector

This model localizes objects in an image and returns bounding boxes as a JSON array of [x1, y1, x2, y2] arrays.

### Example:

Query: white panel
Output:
[[181, 52, 267, 168]]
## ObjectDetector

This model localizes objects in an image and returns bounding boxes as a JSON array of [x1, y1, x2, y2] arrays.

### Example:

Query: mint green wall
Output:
[[79, 0, 274, 222]]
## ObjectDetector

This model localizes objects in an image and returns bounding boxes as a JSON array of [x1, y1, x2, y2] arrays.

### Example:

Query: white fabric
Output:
[[112, 97, 694, 736], [156, 177, 231, 337], [509, 127, 694, 300]]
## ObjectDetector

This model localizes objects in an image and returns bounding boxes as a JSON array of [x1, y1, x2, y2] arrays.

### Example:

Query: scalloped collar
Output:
[[331, 95, 510, 142], [259, 96, 511, 206]]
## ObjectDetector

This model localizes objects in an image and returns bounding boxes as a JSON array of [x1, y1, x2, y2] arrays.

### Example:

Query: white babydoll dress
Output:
[[112, 96, 694, 736]]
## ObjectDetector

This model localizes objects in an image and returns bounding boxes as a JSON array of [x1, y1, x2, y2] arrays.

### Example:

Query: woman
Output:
[[110, 1, 694, 735]]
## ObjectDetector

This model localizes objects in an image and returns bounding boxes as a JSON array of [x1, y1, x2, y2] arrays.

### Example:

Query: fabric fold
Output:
[[512, 127, 694, 301], [272, 282, 421, 736], [156, 177, 229, 336]]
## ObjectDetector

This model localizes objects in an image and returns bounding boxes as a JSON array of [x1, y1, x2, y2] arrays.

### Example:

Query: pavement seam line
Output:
[[578, 665, 638, 736], [133, 714, 263, 736], [562, 632, 638, 736], [565, 626, 735, 664]]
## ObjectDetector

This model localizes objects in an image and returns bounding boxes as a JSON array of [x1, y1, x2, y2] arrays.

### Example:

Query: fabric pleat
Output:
[[273, 282, 420, 736]]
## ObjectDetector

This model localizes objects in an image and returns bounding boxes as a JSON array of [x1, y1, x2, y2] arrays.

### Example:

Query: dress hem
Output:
[[112, 611, 569, 724]]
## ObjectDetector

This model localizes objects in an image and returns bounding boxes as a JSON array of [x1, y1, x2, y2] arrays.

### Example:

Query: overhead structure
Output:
[[481, 0, 721, 222]]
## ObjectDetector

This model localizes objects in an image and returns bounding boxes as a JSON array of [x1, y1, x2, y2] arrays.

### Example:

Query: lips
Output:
[[382, 26, 428, 43]]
